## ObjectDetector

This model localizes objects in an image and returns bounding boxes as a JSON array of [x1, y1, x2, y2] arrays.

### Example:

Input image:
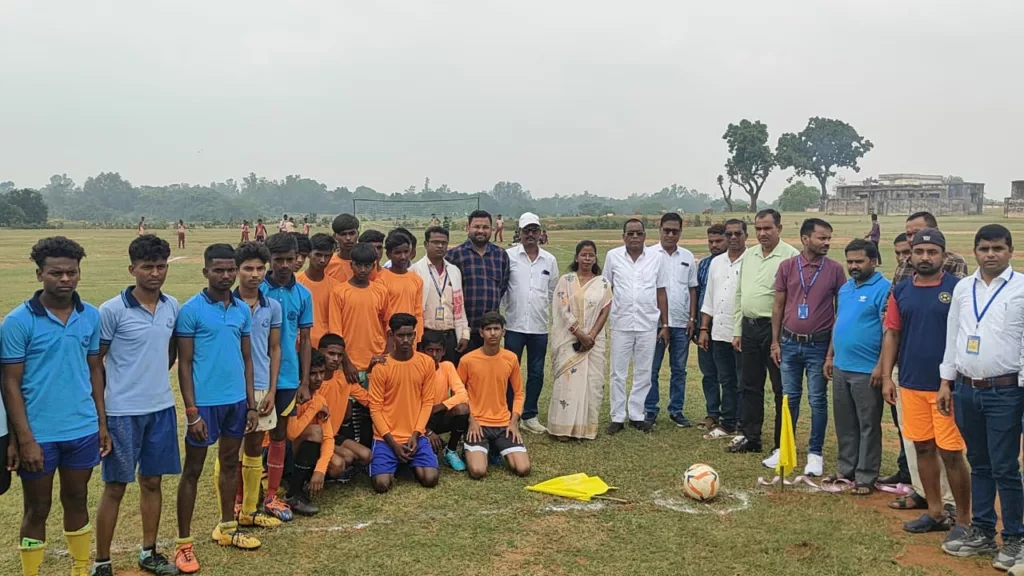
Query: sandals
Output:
[[889, 492, 928, 510], [851, 483, 874, 496], [904, 512, 953, 534], [696, 416, 718, 431]]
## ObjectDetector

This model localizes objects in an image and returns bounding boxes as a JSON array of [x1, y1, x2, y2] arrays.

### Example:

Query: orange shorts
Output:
[[900, 387, 965, 451]]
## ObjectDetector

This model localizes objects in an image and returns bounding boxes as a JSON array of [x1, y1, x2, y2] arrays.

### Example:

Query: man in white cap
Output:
[[502, 212, 559, 434]]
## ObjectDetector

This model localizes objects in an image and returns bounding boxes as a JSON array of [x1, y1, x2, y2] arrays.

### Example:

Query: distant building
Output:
[[827, 173, 985, 216], [1003, 181, 1024, 217]]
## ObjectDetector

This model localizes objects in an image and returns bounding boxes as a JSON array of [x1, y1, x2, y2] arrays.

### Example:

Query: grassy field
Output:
[[0, 212, 1020, 576]]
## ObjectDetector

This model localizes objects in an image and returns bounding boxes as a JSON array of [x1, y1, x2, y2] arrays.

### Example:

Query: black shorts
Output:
[[0, 435, 10, 495], [426, 409, 468, 435], [464, 426, 526, 458]]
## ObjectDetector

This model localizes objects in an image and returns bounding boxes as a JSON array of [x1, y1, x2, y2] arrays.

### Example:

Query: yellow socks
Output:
[[19, 538, 45, 576], [241, 454, 263, 515], [65, 524, 92, 573]]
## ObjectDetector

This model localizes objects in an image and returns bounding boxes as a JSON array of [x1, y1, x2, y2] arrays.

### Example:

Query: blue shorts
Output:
[[102, 407, 181, 483], [276, 388, 298, 418], [369, 436, 438, 477], [187, 400, 247, 447], [20, 432, 101, 480]]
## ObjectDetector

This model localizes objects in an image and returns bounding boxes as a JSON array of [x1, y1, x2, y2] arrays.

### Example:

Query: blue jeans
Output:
[[780, 337, 829, 456], [712, 339, 743, 431], [503, 331, 548, 421], [953, 382, 1024, 538], [697, 345, 719, 420], [645, 327, 691, 419]]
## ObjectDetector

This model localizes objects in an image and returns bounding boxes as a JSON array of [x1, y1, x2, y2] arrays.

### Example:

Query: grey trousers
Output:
[[833, 367, 884, 485]]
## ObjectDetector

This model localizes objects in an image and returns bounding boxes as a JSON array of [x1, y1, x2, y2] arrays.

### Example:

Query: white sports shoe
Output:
[[804, 453, 824, 477], [761, 449, 780, 469], [520, 417, 548, 434]]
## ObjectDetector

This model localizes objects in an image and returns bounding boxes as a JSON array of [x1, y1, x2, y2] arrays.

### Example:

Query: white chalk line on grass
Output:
[[167, 256, 187, 263], [48, 493, 748, 556]]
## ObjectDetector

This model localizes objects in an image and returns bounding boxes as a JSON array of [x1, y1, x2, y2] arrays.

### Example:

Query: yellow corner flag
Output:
[[776, 395, 798, 478], [525, 473, 614, 502]]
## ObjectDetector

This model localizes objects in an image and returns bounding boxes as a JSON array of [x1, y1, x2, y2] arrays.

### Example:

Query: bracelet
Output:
[[699, 327, 709, 332], [186, 417, 202, 426], [247, 408, 258, 413], [185, 407, 199, 416]]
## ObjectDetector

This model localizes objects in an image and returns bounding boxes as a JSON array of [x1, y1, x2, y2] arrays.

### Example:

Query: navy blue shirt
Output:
[[445, 241, 510, 328], [696, 255, 713, 313], [884, 274, 959, 391]]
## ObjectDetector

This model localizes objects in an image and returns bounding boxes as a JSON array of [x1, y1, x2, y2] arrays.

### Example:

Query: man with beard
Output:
[[823, 239, 890, 495], [445, 210, 510, 354], [698, 219, 747, 440], [770, 218, 846, 476], [694, 223, 727, 432], [939, 225, 1024, 567], [881, 229, 970, 538]]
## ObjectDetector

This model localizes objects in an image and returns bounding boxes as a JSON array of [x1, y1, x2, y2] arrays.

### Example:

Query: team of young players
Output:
[[0, 218, 530, 576]]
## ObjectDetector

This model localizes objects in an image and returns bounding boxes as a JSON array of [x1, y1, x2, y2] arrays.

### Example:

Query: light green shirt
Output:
[[732, 240, 800, 336]]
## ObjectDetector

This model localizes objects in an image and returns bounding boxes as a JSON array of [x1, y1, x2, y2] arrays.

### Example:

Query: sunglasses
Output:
[[724, 231, 745, 238]]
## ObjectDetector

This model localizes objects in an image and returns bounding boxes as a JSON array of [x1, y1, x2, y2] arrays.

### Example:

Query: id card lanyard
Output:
[[429, 263, 449, 322], [968, 271, 1013, 355], [796, 256, 823, 320]]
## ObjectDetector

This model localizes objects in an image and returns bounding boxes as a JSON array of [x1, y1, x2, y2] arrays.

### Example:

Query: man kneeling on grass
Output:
[[284, 350, 334, 515], [368, 313, 440, 493], [422, 331, 470, 471], [458, 311, 531, 479]]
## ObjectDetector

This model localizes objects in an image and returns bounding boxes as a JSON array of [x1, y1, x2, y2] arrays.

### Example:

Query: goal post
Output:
[[352, 196, 481, 228]]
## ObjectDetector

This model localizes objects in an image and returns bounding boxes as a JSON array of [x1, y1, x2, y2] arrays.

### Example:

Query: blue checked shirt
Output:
[[696, 255, 713, 313], [445, 240, 510, 329]]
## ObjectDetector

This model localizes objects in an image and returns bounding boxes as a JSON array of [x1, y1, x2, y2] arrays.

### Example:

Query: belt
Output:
[[744, 317, 771, 326], [957, 373, 1019, 389], [781, 327, 831, 344]]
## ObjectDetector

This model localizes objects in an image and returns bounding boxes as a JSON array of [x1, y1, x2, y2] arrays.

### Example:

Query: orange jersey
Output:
[[296, 271, 339, 348], [326, 257, 379, 284], [320, 372, 370, 435], [377, 269, 425, 342], [368, 352, 436, 443], [432, 360, 468, 410], [286, 393, 335, 474], [458, 348, 523, 427], [328, 282, 388, 371]]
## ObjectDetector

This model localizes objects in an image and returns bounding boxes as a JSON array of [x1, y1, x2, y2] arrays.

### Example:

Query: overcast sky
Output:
[[1, 1, 1021, 202]]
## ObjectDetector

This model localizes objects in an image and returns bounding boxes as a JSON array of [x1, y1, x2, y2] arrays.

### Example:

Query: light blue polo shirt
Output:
[[175, 289, 252, 407], [833, 271, 891, 374], [0, 292, 100, 443], [0, 322, 8, 438], [260, 273, 313, 391], [99, 287, 179, 416], [234, 289, 282, 392]]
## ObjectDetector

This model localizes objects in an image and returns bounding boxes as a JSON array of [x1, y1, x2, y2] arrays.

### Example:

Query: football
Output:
[[683, 463, 720, 501]]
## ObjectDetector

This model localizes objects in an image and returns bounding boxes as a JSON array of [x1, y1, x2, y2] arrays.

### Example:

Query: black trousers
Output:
[[422, 328, 460, 366], [739, 317, 783, 450]]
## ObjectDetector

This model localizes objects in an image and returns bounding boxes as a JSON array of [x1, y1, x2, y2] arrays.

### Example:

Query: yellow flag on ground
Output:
[[776, 394, 798, 477], [525, 473, 614, 502]]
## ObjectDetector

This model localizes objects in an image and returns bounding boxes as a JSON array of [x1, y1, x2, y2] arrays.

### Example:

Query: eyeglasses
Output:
[[625, 231, 645, 237], [661, 228, 681, 235], [724, 231, 745, 238]]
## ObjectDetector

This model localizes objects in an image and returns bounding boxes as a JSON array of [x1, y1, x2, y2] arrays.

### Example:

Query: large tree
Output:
[[5, 189, 48, 224], [722, 120, 775, 213], [776, 117, 874, 209], [774, 181, 820, 212]]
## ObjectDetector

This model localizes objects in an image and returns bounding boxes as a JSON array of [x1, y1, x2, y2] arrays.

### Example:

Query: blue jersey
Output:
[[260, 274, 313, 390], [0, 292, 100, 443], [99, 287, 179, 416], [889, 274, 959, 392], [235, 289, 282, 392], [175, 290, 252, 406]]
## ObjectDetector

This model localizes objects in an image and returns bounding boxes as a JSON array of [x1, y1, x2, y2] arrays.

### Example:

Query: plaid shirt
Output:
[[696, 255, 713, 313], [445, 240, 510, 328], [890, 250, 969, 292]]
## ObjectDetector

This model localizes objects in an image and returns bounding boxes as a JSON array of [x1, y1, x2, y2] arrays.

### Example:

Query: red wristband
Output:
[[185, 407, 199, 416]]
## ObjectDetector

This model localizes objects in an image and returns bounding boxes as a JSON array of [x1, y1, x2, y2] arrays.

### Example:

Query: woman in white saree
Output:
[[547, 241, 612, 440]]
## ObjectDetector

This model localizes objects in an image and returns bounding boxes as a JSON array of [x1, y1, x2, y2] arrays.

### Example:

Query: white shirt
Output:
[[700, 250, 745, 342], [651, 243, 698, 327], [939, 267, 1024, 384], [603, 245, 670, 333], [503, 244, 559, 334]]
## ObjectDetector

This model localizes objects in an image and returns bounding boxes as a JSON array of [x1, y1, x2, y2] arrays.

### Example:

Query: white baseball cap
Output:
[[519, 212, 541, 229]]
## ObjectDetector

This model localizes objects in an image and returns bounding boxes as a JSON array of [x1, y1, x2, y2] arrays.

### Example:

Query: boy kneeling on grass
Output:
[[458, 311, 531, 479], [284, 350, 334, 515], [368, 313, 440, 493], [316, 333, 374, 479], [421, 331, 470, 471]]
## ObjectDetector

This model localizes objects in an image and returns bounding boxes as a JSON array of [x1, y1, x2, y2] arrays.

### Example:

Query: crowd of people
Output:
[[2, 206, 1023, 574]]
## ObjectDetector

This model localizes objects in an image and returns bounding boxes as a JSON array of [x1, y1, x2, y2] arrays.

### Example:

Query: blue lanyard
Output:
[[796, 256, 823, 302], [429, 264, 449, 299], [973, 271, 1013, 325]]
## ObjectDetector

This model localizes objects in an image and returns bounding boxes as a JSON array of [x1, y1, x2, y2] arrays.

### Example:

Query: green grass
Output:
[[0, 212, 1018, 575]]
